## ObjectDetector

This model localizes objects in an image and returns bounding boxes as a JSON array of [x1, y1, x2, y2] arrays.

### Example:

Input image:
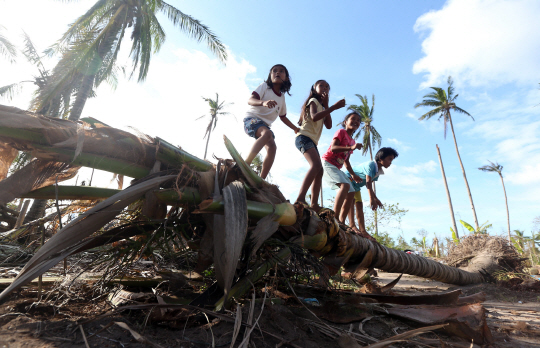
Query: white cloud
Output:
[[413, 0, 540, 88], [386, 138, 412, 152]]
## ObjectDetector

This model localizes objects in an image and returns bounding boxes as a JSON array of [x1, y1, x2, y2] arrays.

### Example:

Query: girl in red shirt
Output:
[[321, 112, 363, 222]]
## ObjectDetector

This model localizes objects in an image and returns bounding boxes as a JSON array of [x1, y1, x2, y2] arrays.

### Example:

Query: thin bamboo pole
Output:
[[436, 145, 459, 239]]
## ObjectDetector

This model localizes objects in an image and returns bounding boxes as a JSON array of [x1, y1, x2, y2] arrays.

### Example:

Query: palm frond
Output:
[[362, 129, 370, 156], [371, 126, 382, 149], [158, 1, 227, 63], [21, 32, 46, 72], [0, 83, 23, 100], [453, 106, 473, 120], [447, 76, 454, 99], [414, 99, 442, 108], [0, 25, 17, 63], [418, 107, 442, 120]]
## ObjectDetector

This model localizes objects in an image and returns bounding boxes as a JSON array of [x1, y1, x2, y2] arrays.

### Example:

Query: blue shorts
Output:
[[243, 117, 275, 139], [295, 135, 318, 154]]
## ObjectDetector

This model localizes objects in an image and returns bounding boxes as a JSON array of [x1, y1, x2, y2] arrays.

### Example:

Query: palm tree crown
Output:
[[36, 0, 227, 121], [414, 76, 473, 138], [478, 161, 503, 175], [198, 93, 233, 160], [347, 94, 380, 159]]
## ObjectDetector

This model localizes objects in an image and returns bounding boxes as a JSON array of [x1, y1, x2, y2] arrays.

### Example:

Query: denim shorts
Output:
[[295, 135, 318, 154], [243, 117, 275, 139], [323, 161, 355, 192]]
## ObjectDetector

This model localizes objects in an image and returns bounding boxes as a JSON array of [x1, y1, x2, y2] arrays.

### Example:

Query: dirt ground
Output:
[[1, 270, 539, 348]]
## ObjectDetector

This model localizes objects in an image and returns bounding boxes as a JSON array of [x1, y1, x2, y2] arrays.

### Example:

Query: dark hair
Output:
[[265, 64, 292, 96], [340, 112, 361, 128], [298, 80, 328, 126], [375, 147, 399, 162]]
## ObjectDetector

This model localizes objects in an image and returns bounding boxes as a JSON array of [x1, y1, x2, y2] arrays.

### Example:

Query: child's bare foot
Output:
[[356, 229, 377, 242], [310, 204, 322, 213], [294, 200, 309, 207]]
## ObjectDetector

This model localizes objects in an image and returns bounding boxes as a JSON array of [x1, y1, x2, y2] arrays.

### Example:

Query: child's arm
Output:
[[344, 159, 362, 183], [279, 116, 300, 134], [312, 99, 346, 122], [330, 138, 362, 153], [248, 94, 277, 108], [365, 175, 383, 210]]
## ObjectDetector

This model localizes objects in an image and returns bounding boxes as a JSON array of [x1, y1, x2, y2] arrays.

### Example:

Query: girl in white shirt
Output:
[[243, 64, 298, 179]]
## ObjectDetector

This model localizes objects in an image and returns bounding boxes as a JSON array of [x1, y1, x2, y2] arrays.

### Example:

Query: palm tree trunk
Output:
[[23, 199, 47, 224], [436, 144, 459, 238], [499, 174, 511, 243], [68, 74, 95, 122], [203, 126, 212, 160], [448, 114, 479, 231], [367, 142, 379, 236]]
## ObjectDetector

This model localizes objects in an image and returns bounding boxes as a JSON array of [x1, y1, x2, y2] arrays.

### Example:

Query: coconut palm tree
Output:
[[0, 25, 16, 63], [198, 93, 233, 160], [347, 94, 381, 159], [479, 161, 511, 242], [414, 76, 479, 231], [348, 94, 381, 235], [36, 0, 227, 122]]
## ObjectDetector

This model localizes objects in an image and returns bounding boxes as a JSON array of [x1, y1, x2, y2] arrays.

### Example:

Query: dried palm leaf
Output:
[[213, 181, 248, 296], [0, 175, 175, 302]]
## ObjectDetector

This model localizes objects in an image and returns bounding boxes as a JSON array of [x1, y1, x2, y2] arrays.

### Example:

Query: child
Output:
[[321, 112, 363, 223], [243, 64, 299, 179], [295, 80, 346, 210], [345, 147, 399, 238]]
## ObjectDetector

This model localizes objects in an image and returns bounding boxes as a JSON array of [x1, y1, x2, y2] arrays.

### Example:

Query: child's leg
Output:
[[261, 136, 276, 179], [295, 148, 322, 205], [333, 183, 350, 223], [355, 201, 366, 232], [340, 191, 355, 224], [348, 202, 357, 229], [245, 126, 272, 165], [310, 168, 323, 210]]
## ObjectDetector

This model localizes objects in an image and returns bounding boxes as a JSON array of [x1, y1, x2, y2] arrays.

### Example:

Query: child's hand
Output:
[[294, 127, 300, 134], [351, 174, 362, 183], [262, 100, 277, 108], [332, 99, 346, 111], [370, 198, 383, 211], [321, 92, 329, 108], [351, 143, 363, 151]]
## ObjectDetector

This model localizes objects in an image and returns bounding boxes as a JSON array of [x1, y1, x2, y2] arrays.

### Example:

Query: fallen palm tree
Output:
[[0, 104, 488, 307]]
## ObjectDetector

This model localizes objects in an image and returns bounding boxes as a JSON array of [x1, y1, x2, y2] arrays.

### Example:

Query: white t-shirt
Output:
[[245, 83, 287, 126]]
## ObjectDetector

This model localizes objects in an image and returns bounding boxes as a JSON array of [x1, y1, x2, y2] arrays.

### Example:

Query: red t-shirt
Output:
[[322, 129, 355, 169]]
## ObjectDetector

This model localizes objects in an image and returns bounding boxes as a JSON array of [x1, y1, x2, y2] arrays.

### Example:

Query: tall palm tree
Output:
[[478, 161, 511, 242], [36, 0, 227, 122], [198, 93, 233, 160], [348, 94, 381, 235], [414, 76, 479, 231]]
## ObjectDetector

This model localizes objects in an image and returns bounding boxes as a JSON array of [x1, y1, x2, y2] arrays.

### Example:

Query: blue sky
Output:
[[1, 0, 540, 243]]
